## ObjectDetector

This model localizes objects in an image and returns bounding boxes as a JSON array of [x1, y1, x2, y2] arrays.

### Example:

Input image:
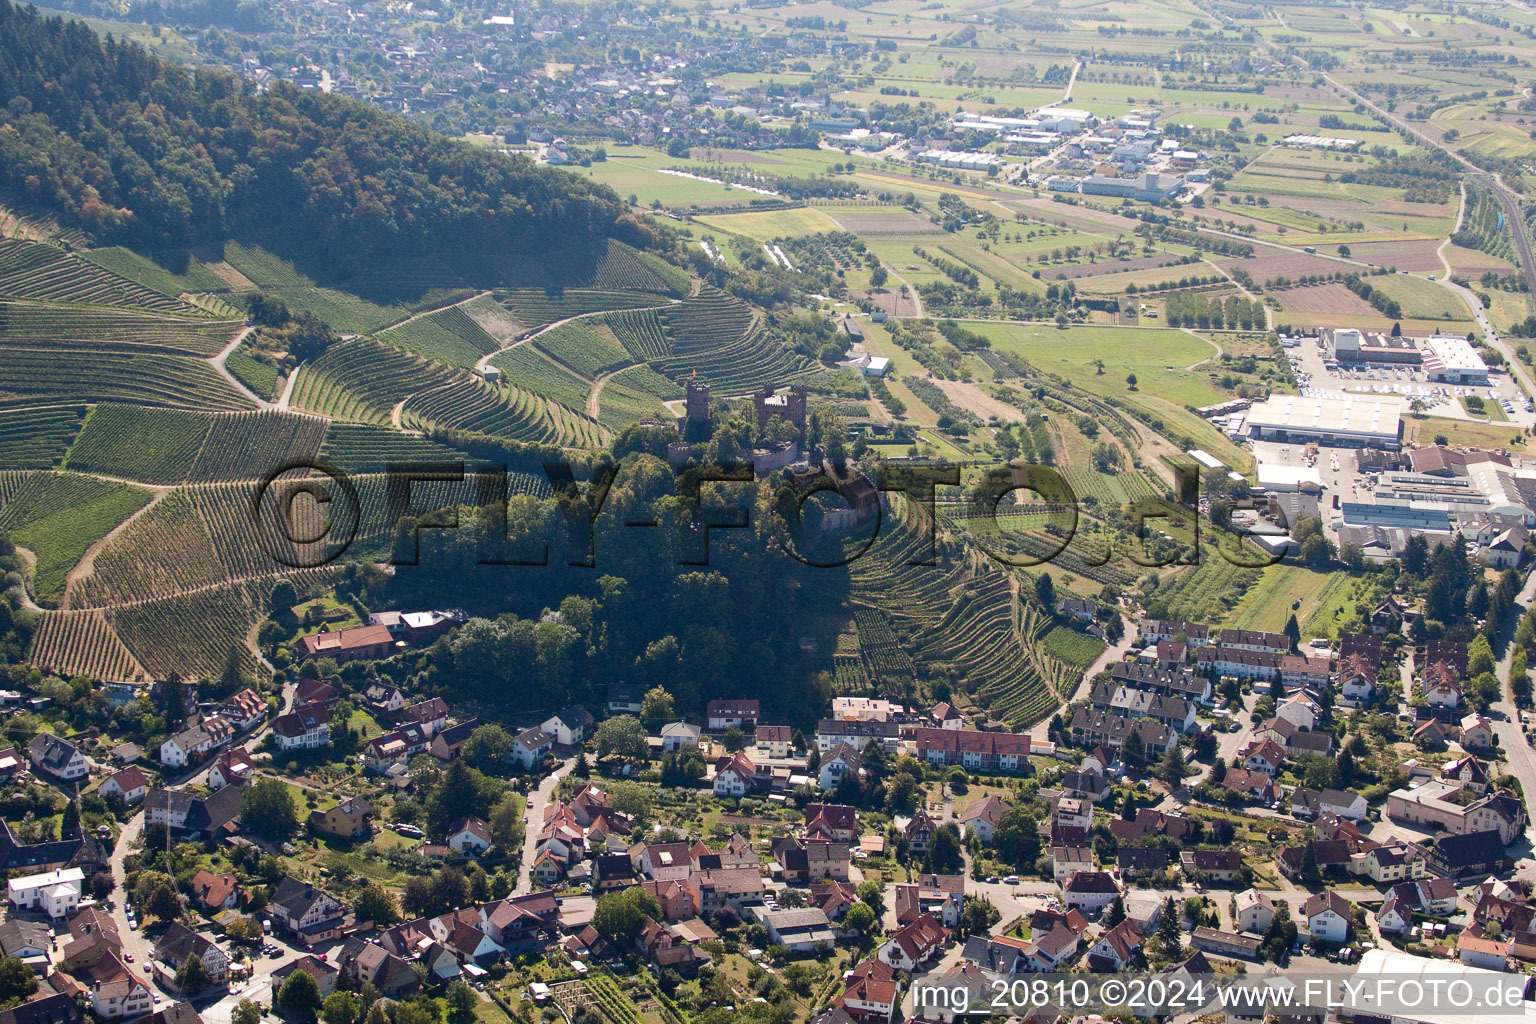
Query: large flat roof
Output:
[[1247, 394, 1403, 439]]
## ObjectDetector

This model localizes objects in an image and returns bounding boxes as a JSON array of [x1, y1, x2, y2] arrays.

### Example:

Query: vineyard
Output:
[[499, 289, 668, 331], [28, 608, 146, 682], [0, 407, 85, 468], [487, 346, 593, 413], [320, 424, 475, 474], [66, 404, 212, 484], [0, 299, 241, 356], [651, 287, 818, 393], [0, 471, 153, 604], [534, 320, 633, 378], [377, 303, 501, 370], [0, 239, 203, 312], [109, 578, 276, 681], [0, 340, 253, 411], [594, 376, 673, 430], [610, 364, 683, 399], [847, 498, 1064, 726], [1041, 624, 1106, 669], [403, 377, 572, 446], [187, 411, 328, 481], [1142, 556, 1261, 624], [225, 351, 281, 400], [290, 339, 462, 423], [82, 247, 228, 299], [605, 308, 672, 361]]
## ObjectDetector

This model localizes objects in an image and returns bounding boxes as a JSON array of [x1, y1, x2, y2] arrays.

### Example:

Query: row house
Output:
[[1280, 655, 1331, 690], [1276, 692, 1321, 730], [1067, 710, 1177, 756], [1108, 661, 1213, 704], [1089, 683, 1196, 733], [913, 728, 1032, 771], [1086, 919, 1143, 971], [1254, 716, 1335, 757], [160, 716, 237, 768], [1216, 628, 1289, 653], [1195, 645, 1281, 681], [1348, 840, 1428, 884], [706, 700, 760, 731], [1140, 620, 1210, 647], [816, 719, 899, 754]]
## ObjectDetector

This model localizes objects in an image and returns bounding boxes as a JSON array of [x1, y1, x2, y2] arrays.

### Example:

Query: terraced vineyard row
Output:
[[0, 300, 239, 356], [110, 578, 275, 681], [82, 247, 229, 299], [499, 289, 667, 331], [0, 406, 85, 468], [589, 240, 691, 294], [0, 341, 253, 411], [402, 378, 565, 445], [0, 239, 203, 312], [377, 305, 500, 369], [488, 346, 593, 412], [611, 364, 683, 399], [851, 607, 916, 689], [290, 339, 462, 423], [534, 320, 633, 378], [320, 424, 476, 473], [652, 287, 817, 393], [29, 609, 145, 682], [605, 309, 671, 361]]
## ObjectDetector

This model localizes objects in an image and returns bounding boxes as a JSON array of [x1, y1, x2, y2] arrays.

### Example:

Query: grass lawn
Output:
[[692, 207, 845, 240], [1225, 564, 1364, 637], [1402, 413, 1529, 450]]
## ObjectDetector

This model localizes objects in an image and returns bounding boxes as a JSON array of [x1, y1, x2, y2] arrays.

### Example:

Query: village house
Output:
[[958, 796, 1007, 844], [816, 719, 899, 754], [540, 707, 593, 746], [511, 728, 554, 769], [914, 728, 1035, 771], [818, 744, 863, 792], [98, 766, 149, 805], [1234, 889, 1274, 934], [706, 700, 760, 731], [1301, 890, 1353, 944], [713, 751, 756, 797], [207, 748, 254, 790], [298, 624, 395, 662], [152, 922, 231, 993], [660, 722, 702, 751], [272, 707, 332, 751], [309, 797, 373, 839], [877, 914, 948, 971], [1061, 871, 1119, 914], [28, 734, 86, 781], [446, 816, 493, 857], [755, 725, 793, 758], [189, 870, 239, 912]]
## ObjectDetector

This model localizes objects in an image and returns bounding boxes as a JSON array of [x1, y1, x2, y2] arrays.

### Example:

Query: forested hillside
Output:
[[0, 0, 647, 273]]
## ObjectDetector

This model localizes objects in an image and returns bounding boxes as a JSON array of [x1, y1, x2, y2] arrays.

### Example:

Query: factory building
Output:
[[1422, 335, 1491, 385], [1330, 328, 1422, 365], [1245, 394, 1404, 450], [1079, 172, 1185, 201]]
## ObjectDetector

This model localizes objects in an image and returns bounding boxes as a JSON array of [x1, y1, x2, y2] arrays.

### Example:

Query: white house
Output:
[[446, 816, 493, 857], [272, 707, 331, 750], [660, 722, 701, 752], [714, 752, 755, 797], [958, 796, 1007, 844], [511, 728, 553, 769], [877, 915, 948, 971], [7, 867, 83, 918], [28, 733, 87, 781], [1302, 890, 1352, 944], [1275, 693, 1320, 731], [540, 707, 592, 747], [99, 765, 149, 805], [1061, 871, 1119, 914], [818, 744, 862, 791], [1234, 889, 1274, 934]]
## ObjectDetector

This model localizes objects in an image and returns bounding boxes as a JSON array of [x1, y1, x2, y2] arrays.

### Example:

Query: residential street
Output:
[[1492, 568, 1536, 874], [516, 755, 577, 894]]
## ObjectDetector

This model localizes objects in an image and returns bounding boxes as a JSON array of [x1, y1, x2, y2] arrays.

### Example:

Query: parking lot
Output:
[[1284, 334, 1536, 429]]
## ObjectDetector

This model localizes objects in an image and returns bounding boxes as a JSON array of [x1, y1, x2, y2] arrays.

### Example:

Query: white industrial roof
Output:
[[1247, 394, 1403, 439], [1424, 334, 1489, 374]]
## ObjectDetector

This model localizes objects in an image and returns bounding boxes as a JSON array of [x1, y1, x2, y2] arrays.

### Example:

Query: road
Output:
[[1493, 567, 1536, 877], [516, 756, 578, 894]]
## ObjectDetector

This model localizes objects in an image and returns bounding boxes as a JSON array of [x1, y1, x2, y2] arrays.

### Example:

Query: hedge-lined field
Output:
[[0, 471, 153, 604], [0, 407, 85, 468]]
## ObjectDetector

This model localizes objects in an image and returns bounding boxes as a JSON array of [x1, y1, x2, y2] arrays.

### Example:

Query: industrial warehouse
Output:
[[1245, 394, 1405, 449]]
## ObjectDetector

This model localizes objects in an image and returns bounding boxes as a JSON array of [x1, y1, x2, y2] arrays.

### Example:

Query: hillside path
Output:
[[212, 325, 275, 409]]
